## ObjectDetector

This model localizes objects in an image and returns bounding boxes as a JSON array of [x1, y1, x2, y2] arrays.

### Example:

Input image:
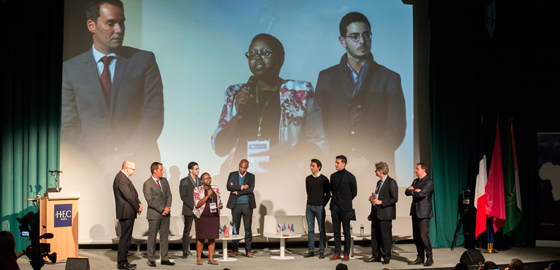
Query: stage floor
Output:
[[17, 243, 560, 270]]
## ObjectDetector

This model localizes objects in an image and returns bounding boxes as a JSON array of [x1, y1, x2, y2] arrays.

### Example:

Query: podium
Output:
[[35, 192, 80, 261]]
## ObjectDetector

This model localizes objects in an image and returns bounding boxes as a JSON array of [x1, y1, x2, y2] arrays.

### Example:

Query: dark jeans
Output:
[[306, 205, 326, 252], [331, 204, 351, 255], [231, 203, 253, 252], [117, 218, 134, 266], [182, 214, 194, 253]]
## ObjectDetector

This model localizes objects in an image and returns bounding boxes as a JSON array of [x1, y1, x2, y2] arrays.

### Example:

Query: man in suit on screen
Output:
[[113, 160, 142, 270], [315, 12, 406, 176], [61, 0, 163, 176]]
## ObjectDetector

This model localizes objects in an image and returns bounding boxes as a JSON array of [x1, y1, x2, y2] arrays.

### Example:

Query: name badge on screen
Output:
[[247, 140, 270, 173], [210, 203, 217, 213]]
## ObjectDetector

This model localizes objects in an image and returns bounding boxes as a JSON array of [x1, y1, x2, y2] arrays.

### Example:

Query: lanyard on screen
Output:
[[256, 84, 279, 138]]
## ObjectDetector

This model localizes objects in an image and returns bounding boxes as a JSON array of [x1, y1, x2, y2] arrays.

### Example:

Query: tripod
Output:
[[451, 205, 468, 251]]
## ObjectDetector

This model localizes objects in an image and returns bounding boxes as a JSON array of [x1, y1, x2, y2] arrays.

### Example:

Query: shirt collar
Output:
[[239, 171, 246, 178], [313, 172, 322, 178], [92, 44, 117, 63]]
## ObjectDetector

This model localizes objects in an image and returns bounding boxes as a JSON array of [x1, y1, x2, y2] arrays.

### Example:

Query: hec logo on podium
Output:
[[54, 204, 72, 227]]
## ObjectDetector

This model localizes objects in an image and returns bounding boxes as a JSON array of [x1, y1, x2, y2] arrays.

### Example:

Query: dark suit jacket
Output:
[[405, 176, 434, 219], [329, 169, 357, 212], [370, 176, 399, 221], [143, 177, 172, 220], [315, 54, 406, 172], [226, 171, 256, 209], [61, 46, 164, 161], [113, 171, 141, 219], [179, 175, 201, 216]]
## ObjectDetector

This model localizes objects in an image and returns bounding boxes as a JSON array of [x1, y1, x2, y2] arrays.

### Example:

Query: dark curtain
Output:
[[0, 0, 64, 250], [428, 0, 559, 248]]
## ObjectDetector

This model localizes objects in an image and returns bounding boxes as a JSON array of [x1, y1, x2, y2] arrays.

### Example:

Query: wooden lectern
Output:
[[27, 192, 80, 261]]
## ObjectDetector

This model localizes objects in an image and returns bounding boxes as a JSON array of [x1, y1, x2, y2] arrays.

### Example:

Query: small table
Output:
[[327, 233, 371, 259], [264, 234, 302, 260], [217, 235, 244, 262]]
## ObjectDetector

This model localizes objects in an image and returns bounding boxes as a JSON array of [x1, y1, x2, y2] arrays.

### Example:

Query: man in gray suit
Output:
[[143, 162, 174, 267], [61, 0, 163, 177], [113, 160, 142, 270], [179, 161, 201, 259]]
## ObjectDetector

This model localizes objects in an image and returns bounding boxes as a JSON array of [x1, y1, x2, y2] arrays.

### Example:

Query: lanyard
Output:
[[255, 84, 279, 137]]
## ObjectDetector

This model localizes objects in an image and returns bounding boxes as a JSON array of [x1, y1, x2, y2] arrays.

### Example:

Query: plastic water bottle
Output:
[[37, 192, 41, 198], [360, 224, 364, 236]]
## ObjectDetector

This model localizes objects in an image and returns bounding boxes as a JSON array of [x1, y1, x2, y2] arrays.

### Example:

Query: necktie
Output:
[[375, 180, 383, 194], [156, 179, 162, 190], [99, 56, 115, 104]]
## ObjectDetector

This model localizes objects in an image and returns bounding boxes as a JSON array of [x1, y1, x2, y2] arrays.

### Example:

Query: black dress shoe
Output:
[[147, 261, 156, 267], [318, 252, 325, 259], [424, 259, 434, 266], [129, 263, 137, 267], [304, 251, 315, 258], [182, 252, 189, 259], [366, 256, 381, 262], [161, 260, 175, 266], [117, 263, 136, 269], [382, 260, 390, 264], [408, 259, 424, 265]]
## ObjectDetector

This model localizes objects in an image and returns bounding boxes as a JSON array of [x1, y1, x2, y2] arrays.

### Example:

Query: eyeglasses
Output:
[[245, 49, 273, 59], [345, 32, 372, 42]]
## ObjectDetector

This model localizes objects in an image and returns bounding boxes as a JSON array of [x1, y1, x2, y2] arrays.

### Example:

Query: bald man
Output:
[[226, 159, 256, 258], [113, 160, 142, 269]]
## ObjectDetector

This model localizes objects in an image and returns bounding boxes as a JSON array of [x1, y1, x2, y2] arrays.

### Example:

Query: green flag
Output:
[[503, 124, 522, 236]]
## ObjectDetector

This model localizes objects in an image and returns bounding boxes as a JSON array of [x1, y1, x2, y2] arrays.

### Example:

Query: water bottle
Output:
[[37, 192, 41, 198], [360, 224, 364, 236]]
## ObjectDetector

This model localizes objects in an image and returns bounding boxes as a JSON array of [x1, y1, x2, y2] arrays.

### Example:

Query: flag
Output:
[[475, 125, 488, 240], [503, 124, 522, 236], [486, 123, 506, 231], [282, 223, 286, 232], [232, 224, 237, 234], [224, 225, 229, 234], [291, 223, 294, 232]]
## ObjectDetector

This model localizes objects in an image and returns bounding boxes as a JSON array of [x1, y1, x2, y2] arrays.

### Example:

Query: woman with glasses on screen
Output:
[[211, 34, 328, 174]]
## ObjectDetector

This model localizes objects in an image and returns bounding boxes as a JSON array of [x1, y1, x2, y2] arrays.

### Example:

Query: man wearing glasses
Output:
[[315, 12, 406, 177], [113, 160, 142, 269]]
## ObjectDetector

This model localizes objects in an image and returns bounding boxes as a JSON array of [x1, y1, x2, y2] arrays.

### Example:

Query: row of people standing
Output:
[[304, 156, 434, 266]]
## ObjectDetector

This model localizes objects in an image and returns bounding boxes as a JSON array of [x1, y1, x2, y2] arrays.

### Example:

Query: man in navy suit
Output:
[[329, 155, 357, 262], [367, 161, 398, 264], [226, 159, 256, 258], [406, 163, 434, 266], [61, 0, 163, 177]]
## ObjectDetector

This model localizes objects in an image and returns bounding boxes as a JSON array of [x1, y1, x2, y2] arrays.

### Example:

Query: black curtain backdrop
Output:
[[428, 0, 560, 248], [1, 0, 559, 250]]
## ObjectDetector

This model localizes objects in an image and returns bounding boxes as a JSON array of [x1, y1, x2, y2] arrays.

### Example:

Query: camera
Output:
[[17, 212, 57, 270]]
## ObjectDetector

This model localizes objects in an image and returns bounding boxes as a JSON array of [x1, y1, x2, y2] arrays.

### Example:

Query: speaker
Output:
[[65, 258, 90, 270], [460, 249, 485, 265]]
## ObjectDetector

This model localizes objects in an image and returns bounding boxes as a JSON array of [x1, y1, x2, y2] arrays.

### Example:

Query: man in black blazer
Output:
[[179, 161, 201, 259], [143, 162, 174, 267], [367, 161, 398, 264], [406, 163, 435, 266], [226, 159, 256, 258], [329, 155, 357, 262], [61, 0, 163, 177], [113, 160, 142, 270], [315, 12, 406, 175]]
